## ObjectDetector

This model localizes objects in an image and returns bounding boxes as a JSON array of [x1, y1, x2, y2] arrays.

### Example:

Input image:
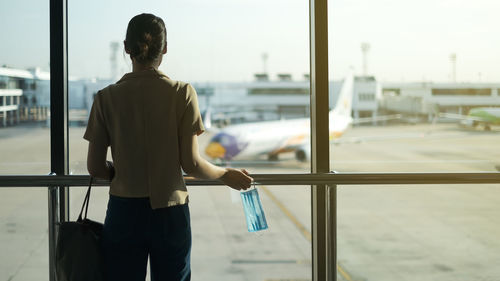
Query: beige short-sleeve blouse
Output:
[[84, 68, 205, 209]]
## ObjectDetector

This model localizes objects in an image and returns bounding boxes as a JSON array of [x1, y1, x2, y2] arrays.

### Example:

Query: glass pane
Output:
[[68, 1, 312, 278], [0, 188, 49, 281], [0, 1, 50, 174], [192, 185, 311, 280], [338, 184, 500, 280], [0, 2, 51, 279], [329, 0, 500, 172], [68, 0, 311, 175], [69, 185, 312, 280]]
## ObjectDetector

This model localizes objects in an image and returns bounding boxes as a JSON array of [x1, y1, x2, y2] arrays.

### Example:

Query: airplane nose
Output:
[[205, 142, 226, 159], [205, 132, 247, 160]]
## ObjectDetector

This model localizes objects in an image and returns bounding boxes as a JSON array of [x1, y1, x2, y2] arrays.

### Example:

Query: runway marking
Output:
[[337, 264, 355, 281], [260, 186, 311, 241], [260, 186, 355, 281]]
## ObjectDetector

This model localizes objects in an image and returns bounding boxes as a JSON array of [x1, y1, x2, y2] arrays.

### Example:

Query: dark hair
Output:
[[124, 13, 166, 64]]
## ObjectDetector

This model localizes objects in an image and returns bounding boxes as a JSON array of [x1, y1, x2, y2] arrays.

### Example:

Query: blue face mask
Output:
[[240, 187, 268, 232]]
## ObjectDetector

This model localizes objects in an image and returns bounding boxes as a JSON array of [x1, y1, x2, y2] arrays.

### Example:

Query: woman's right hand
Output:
[[220, 168, 253, 191]]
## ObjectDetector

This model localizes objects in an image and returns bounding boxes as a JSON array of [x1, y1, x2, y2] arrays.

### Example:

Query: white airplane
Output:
[[204, 73, 355, 162], [439, 107, 500, 131]]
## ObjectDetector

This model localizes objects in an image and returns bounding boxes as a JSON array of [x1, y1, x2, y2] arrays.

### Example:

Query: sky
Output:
[[1, 0, 500, 83]]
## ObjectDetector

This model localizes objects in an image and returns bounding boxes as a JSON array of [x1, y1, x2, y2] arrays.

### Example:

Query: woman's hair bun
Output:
[[143, 33, 153, 43], [125, 14, 166, 64]]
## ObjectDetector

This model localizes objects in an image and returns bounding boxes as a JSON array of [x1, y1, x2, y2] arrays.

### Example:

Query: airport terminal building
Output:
[[0, 67, 50, 126], [2, 2, 500, 281], [0, 66, 110, 127], [381, 82, 500, 121], [2, 65, 500, 128]]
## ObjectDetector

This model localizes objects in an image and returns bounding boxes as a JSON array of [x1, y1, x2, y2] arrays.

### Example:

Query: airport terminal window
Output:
[[68, 0, 311, 279], [358, 93, 375, 101], [382, 88, 401, 96], [19, 80, 26, 90], [329, 0, 500, 278], [66, 184, 313, 281], [0, 0, 51, 280], [338, 183, 500, 280], [432, 88, 491, 96], [0, 1, 50, 174], [248, 87, 310, 95], [8, 80, 19, 89], [329, 0, 500, 173], [68, 0, 311, 174], [1, 0, 498, 280], [0, 187, 49, 281]]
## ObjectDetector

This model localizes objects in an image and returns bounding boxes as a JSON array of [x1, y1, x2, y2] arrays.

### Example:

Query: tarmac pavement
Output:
[[0, 123, 499, 281]]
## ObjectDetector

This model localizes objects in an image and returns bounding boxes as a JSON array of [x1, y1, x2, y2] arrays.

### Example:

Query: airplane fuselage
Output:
[[206, 112, 352, 161], [469, 107, 500, 124], [205, 72, 355, 161]]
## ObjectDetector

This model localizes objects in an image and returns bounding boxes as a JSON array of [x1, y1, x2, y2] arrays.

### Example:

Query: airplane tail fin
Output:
[[201, 107, 212, 130], [332, 70, 354, 118]]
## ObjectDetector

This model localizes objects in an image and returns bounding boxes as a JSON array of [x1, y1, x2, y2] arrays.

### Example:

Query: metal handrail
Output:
[[3, 172, 500, 281], [0, 172, 499, 187]]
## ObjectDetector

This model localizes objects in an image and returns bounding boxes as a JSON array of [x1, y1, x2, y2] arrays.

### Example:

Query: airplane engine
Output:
[[295, 145, 310, 162]]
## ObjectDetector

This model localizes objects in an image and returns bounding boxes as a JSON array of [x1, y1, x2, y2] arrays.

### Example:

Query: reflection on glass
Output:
[[329, 0, 500, 172], [338, 184, 500, 280], [0, 188, 49, 281]]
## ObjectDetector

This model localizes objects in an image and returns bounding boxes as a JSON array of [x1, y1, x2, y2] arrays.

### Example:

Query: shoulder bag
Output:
[[55, 177, 104, 281]]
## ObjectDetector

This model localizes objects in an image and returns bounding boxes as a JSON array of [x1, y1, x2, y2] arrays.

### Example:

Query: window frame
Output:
[[0, 0, 498, 281]]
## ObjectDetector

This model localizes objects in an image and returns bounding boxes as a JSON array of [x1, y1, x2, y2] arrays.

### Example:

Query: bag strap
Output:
[[77, 177, 93, 222]]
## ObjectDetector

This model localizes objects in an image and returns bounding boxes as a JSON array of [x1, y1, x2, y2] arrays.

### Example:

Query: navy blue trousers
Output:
[[102, 195, 191, 281]]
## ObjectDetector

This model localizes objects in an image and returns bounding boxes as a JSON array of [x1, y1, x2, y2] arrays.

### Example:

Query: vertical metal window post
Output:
[[309, 0, 333, 279], [49, 0, 69, 280]]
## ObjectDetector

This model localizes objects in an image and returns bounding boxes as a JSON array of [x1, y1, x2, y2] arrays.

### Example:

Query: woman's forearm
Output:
[[87, 142, 114, 180], [184, 156, 226, 180], [88, 160, 114, 180]]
